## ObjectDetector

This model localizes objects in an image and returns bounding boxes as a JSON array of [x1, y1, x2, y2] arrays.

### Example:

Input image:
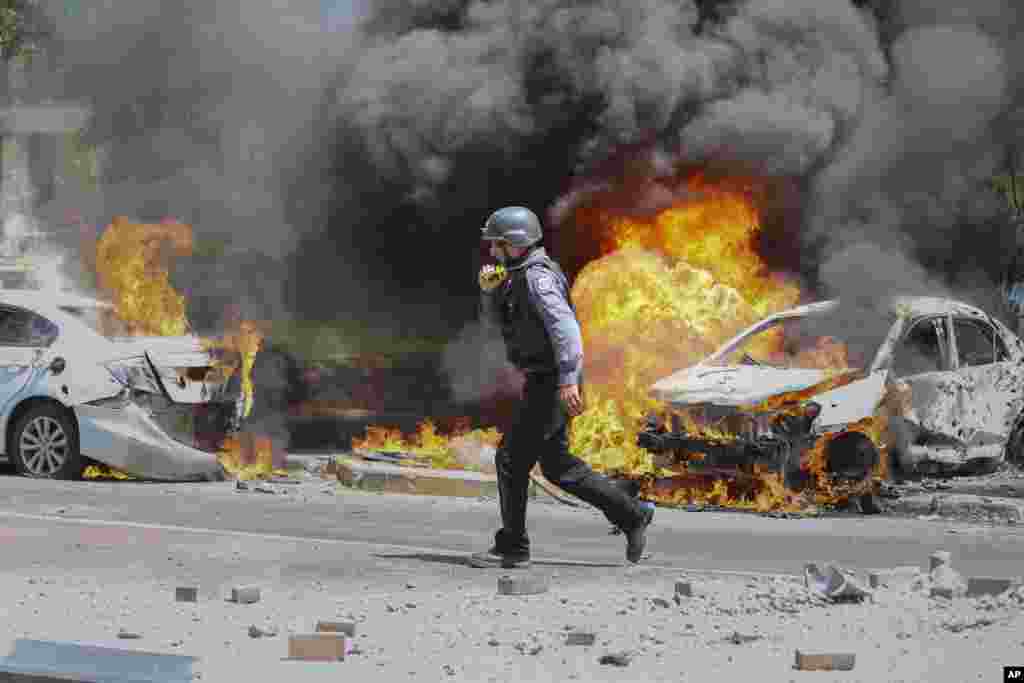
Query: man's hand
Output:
[[478, 264, 507, 292], [559, 383, 584, 417]]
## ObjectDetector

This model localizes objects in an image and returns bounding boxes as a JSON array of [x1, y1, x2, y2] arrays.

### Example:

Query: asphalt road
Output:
[[0, 465, 1022, 581]]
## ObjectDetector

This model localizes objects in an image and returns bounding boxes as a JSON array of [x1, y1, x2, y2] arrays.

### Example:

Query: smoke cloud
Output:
[[12, 0, 1023, 404]]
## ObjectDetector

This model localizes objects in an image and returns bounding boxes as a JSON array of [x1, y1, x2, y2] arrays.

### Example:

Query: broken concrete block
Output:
[[794, 650, 855, 671], [230, 587, 260, 604], [566, 631, 596, 646], [674, 580, 692, 598], [174, 587, 197, 603], [598, 652, 632, 667], [867, 566, 922, 590], [287, 633, 350, 661], [929, 551, 951, 571], [248, 625, 278, 638], [336, 459, 505, 499], [930, 565, 967, 599], [315, 620, 357, 637], [966, 576, 1017, 598], [805, 563, 870, 602], [497, 574, 549, 596]]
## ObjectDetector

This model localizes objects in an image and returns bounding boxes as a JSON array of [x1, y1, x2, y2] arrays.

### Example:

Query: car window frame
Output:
[[888, 314, 953, 378], [950, 316, 1009, 369], [0, 304, 59, 348]]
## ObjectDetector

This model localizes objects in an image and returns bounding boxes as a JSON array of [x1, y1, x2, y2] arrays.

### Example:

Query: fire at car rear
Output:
[[637, 296, 1024, 507], [636, 300, 907, 499]]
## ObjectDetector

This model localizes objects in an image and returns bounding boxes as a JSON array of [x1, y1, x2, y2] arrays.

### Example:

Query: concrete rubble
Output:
[[0, 543, 1019, 682]]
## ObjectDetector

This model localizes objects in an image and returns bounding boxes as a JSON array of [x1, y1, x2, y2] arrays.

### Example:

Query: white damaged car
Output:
[[0, 290, 227, 480], [638, 297, 1024, 486]]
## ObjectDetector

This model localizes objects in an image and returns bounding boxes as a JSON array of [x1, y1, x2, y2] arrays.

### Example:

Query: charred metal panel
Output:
[[75, 402, 223, 481]]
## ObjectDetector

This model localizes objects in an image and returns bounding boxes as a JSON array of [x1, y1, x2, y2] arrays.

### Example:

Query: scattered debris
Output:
[[943, 616, 998, 633], [794, 650, 855, 671], [598, 652, 632, 667], [724, 631, 762, 645], [930, 565, 968, 600], [234, 481, 248, 492], [287, 633, 350, 661], [566, 631, 596, 646], [929, 551, 952, 571], [175, 587, 197, 603], [649, 597, 671, 609], [804, 563, 870, 602], [229, 587, 260, 604], [316, 621, 357, 637], [116, 631, 141, 640], [966, 576, 1017, 598], [674, 580, 692, 601], [867, 566, 922, 590], [513, 641, 543, 656], [247, 625, 278, 639], [497, 574, 549, 596]]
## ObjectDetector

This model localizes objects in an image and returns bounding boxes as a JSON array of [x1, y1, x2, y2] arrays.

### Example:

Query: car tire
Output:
[[825, 433, 878, 481], [10, 402, 84, 480]]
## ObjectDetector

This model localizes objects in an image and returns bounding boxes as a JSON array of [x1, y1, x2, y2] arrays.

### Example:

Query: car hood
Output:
[[649, 365, 834, 407]]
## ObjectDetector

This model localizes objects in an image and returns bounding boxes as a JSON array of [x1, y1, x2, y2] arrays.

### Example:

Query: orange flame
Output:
[[345, 172, 889, 512], [95, 217, 192, 337], [351, 419, 502, 471], [92, 217, 274, 479]]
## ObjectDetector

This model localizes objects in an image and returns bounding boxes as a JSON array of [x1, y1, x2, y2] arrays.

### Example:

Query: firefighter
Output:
[[470, 206, 654, 569]]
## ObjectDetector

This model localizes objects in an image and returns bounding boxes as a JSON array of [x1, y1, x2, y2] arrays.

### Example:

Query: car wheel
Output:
[[11, 403, 83, 480], [825, 433, 878, 481]]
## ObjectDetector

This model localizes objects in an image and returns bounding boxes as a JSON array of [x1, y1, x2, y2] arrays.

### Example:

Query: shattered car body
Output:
[[638, 297, 1024, 484], [0, 290, 228, 481]]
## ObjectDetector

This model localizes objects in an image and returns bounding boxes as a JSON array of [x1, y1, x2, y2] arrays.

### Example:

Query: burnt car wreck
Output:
[[638, 297, 1024, 487]]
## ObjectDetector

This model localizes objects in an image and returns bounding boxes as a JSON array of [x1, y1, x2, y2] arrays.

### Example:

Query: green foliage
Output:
[[62, 130, 99, 191], [0, 0, 43, 61], [264, 318, 449, 365], [991, 174, 1024, 213]]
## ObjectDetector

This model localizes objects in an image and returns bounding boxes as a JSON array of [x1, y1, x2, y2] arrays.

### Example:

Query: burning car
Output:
[[638, 297, 1024, 487], [0, 290, 228, 481]]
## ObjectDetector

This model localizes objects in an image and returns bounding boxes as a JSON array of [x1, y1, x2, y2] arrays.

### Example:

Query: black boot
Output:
[[625, 504, 655, 563], [475, 442, 531, 568], [469, 547, 531, 569]]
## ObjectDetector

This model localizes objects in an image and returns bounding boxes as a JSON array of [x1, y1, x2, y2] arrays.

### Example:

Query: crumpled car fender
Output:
[[811, 371, 887, 433]]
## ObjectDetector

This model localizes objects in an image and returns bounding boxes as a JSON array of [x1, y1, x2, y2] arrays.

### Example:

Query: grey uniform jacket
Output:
[[480, 247, 584, 386]]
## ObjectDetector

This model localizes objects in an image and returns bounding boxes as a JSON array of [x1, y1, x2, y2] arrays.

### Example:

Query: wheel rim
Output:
[[20, 416, 69, 476]]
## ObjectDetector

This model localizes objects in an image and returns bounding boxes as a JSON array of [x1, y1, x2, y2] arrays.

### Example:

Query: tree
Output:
[[0, 0, 46, 61]]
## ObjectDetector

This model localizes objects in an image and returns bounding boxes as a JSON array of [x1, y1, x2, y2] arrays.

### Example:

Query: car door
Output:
[[888, 314, 965, 442], [0, 306, 57, 414], [950, 316, 1020, 446]]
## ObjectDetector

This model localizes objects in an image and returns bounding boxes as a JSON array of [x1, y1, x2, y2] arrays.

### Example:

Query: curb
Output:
[[888, 493, 1023, 523], [335, 458, 540, 499]]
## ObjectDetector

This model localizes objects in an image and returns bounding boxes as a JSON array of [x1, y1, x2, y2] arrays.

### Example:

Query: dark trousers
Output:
[[493, 372, 645, 557]]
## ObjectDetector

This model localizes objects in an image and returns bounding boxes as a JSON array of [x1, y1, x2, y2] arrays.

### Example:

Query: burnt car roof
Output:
[[759, 296, 991, 323]]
